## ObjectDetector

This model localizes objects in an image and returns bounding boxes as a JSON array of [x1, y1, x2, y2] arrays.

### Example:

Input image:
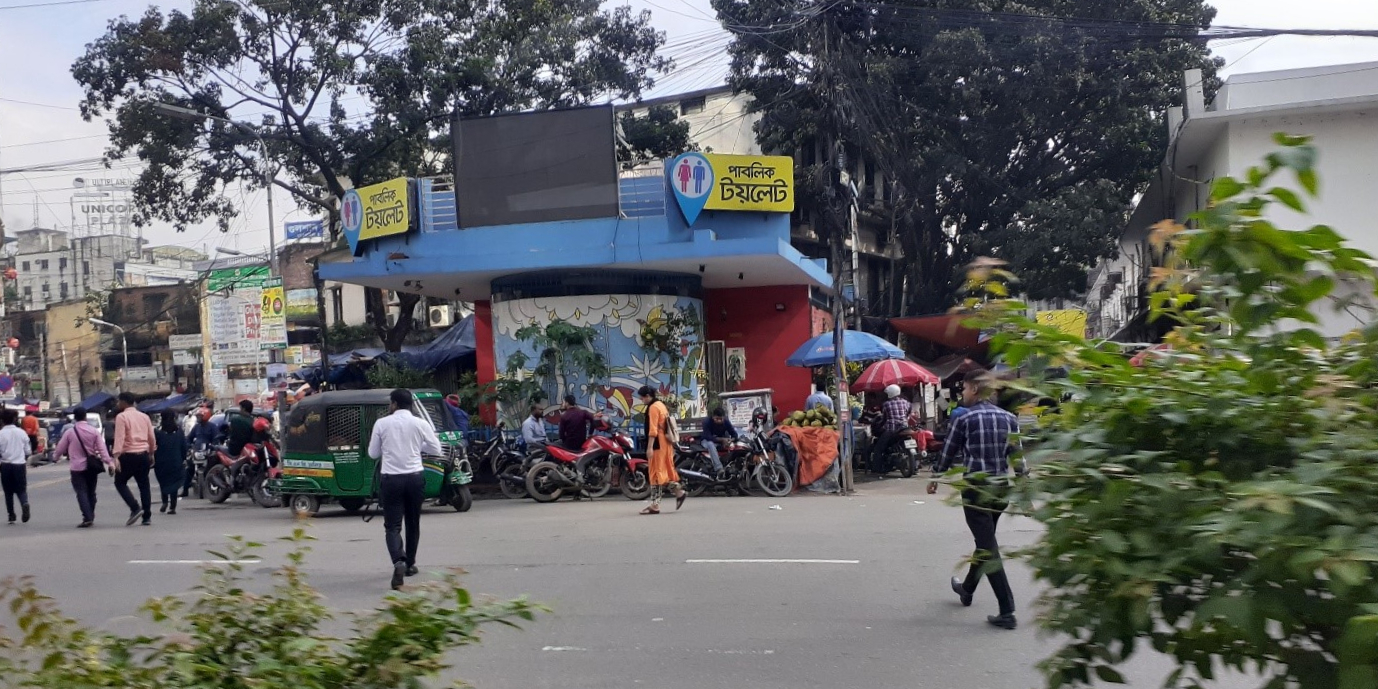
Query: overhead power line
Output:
[[0, 0, 113, 10]]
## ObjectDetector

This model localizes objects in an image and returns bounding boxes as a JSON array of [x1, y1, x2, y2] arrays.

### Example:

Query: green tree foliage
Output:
[[0, 531, 541, 689], [712, 0, 1222, 313], [72, 0, 668, 349], [364, 360, 434, 390], [617, 105, 693, 169], [513, 319, 610, 402], [970, 137, 1378, 688], [637, 304, 703, 408]]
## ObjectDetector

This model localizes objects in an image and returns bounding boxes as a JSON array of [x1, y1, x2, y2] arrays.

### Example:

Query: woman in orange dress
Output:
[[639, 385, 685, 515]]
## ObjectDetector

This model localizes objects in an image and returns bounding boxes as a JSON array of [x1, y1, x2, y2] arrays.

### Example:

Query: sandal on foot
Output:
[[640, 506, 660, 515], [675, 492, 687, 511]]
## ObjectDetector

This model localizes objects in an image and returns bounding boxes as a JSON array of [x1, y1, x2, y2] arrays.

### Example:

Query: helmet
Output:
[[885, 384, 902, 399], [446, 393, 461, 406], [196, 407, 212, 423], [752, 408, 768, 424], [252, 417, 271, 433]]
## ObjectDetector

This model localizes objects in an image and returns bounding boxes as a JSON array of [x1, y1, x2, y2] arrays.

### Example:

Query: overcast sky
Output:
[[2, 0, 1377, 254]]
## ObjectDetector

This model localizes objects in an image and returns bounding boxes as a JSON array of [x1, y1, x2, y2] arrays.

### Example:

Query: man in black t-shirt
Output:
[[557, 394, 596, 451]]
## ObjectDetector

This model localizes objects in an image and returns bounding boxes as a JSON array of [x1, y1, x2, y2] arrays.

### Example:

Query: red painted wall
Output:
[[474, 300, 498, 425], [704, 285, 813, 415]]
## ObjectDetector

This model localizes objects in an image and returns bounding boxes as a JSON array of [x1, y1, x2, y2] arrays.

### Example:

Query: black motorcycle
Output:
[[677, 410, 793, 498]]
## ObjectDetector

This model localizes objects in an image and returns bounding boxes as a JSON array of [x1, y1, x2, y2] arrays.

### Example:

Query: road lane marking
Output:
[[128, 559, 262, 565], [685, 559, 859, 564], [541, 646, 588, 652]]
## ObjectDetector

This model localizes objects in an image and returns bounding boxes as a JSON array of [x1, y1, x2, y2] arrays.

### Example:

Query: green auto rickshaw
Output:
[[273, 389, 473, 518]]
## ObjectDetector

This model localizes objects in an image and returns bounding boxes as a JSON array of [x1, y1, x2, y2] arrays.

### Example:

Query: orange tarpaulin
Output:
[[774, 425, 839, 487]]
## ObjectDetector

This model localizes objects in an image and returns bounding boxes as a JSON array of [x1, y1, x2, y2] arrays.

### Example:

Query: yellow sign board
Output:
[[354, 177, 412, 242], [1036, 309, 1088, 339], [703, 154, 795, 213]]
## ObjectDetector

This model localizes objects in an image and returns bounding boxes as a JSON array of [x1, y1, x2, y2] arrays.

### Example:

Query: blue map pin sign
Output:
[[341, 189, 364, 255], [668, 152, 713, 226]]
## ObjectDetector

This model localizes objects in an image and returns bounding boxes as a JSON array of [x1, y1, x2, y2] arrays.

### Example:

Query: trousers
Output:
[[115, 453, 153, 520], [381, 472, 425, 567], [702, 442, 724, 473], [71, 470, 100, 522], [960, 486, 1016, 615], [1, 463, 28, 517]]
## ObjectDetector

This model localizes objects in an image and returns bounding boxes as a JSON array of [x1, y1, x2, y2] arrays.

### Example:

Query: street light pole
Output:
[[153, 103, 277, 276], [88, 318, 127, 393]]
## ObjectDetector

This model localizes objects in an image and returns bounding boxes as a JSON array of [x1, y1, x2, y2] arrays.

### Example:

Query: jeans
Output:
[[71, 470, 100, 523], [959, 485, 1016, 616], [1, 463, 28, 517], [380, 472, 425, 567], [702, 442, 724, 473], [115, 453, 153, 521], [870, 429, 901, 471]]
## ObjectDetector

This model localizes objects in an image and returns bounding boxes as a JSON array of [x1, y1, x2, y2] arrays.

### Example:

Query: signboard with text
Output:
[[206, 267, 274, 366], [284, 219, 324, 240], [669, 153, 794, 226], [342, 177, 413, 255], [260, 278, 287, 349]]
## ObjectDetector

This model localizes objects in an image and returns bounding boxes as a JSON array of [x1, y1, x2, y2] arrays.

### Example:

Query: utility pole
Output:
[[38, 327, 47, 403], [59, 343, 72, 407]]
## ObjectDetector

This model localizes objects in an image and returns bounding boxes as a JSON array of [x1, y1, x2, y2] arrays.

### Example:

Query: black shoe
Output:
[[951, 577, 973, 607], [168, 508, 176, 515], [7, 515, 14, 524], [77, 521, 93, 528], [406, 565, 419, 577], [21, 505, 30, 523], [160, 502, 168, 513], [142, 518, 151, 526], [987, 614, 1017, 630], [391, 561, 407, 590], [126, 511, 140, 526]]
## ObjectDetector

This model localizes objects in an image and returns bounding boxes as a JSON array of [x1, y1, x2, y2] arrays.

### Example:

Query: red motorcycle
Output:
[[204, 438, 282, 508], [525, 429, 637, 503]]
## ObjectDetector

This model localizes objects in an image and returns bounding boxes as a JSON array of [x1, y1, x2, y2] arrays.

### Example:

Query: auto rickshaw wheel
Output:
[[339, 497, 366, 513], [451, 484, 473, 512], [289, 494, 320, 518]]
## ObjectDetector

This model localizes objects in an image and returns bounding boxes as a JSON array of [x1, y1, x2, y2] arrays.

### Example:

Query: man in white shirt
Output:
[[0, 409, 33, 524], [520, 405, 547, 452], [368, 388, 443, 590]]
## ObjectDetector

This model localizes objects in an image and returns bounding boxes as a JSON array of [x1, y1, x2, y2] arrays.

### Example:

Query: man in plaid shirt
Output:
[[868, 385, 912, 472], [934, 368, 1021, 630]]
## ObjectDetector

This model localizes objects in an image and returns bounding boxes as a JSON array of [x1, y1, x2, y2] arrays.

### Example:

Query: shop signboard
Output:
[[284, 219, 324, 240], [1035, 309, 1088, 339], [285, 288, 318, 321], [168, 334, 202, 351], [717, 388, 773, 430], [207, 266, 274, 366], [260, 277, 287, 349]]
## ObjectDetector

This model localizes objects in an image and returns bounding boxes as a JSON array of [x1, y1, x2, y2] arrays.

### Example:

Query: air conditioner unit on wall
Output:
[[386, 313, 398, 328], [428, 305, 453, 328]]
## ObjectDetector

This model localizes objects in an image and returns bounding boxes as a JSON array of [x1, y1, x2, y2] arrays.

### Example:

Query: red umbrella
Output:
[[852, 359, 940, 392]]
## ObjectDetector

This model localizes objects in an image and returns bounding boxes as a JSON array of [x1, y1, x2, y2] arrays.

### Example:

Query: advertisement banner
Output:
[[285, 288, 319, 321], [207, 265, 269, 293], [207, 266, 273, 367], [168, 333, 202, 351], [284, 219, 324, 240], [260, 278, 287, 349], [702, 154, 794, 213]]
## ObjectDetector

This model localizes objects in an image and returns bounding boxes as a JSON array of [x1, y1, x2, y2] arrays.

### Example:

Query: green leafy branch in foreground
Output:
[[0, 530, 543, 689], [964, 135, 1378, 689]]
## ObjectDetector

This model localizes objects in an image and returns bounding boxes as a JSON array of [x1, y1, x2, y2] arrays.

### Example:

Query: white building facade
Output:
[[1086, 62, 1378, 341]]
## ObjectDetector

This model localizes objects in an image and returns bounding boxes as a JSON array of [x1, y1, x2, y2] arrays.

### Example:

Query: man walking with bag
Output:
[[368, 388, 442, 590], [53, 407, 114, 527], [113, 392, 158, 526], [931, 368, 1022, 630]]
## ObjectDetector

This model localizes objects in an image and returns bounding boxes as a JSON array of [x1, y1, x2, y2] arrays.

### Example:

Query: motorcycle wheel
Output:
[[451, 484, 474, 512], [250, 475, 280, 508], [735, 466, 757, 497], [205, 465, 232, 504], [525, 461, 566, 503], [582, 457, 612, 499], [339, 497, 366, 513], [621, 465, 651, 500], [289, 494, 320, 518], [755, 462, 793, 498], [901, 452, 917, 478], [677, 454, 711, 498], [497, 461, 530, 499]]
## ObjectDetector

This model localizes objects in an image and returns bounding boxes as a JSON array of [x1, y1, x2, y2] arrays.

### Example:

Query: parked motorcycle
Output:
[[871, 429, 923, 477], [204, 439, 281, 507], [678, 409, 793, 498], [524, 429, 635, 503]]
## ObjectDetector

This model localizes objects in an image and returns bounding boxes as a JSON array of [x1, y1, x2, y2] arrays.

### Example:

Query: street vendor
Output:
[[700, 407, 738, 477]]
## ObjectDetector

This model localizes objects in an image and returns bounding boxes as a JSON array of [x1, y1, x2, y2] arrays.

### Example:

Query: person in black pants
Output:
[[53, 407, 114, 527], [368, 388, 442, 590], [931, 368, 1022, 630], [0, 410, 32, 524], [112, 392, 158, 526]]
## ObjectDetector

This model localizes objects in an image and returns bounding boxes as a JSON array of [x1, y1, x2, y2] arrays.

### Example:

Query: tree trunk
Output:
[[365, 288, 421, 352]]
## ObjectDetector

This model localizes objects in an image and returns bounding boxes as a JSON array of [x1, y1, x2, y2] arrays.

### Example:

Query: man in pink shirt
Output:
[[53, 406, 114, 528], [113, 392, 157, 526]]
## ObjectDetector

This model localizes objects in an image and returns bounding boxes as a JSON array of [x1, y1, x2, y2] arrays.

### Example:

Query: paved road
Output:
[[0, 463, 1254, 689]]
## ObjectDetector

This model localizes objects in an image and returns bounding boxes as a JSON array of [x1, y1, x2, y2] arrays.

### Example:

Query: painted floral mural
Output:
[[493, 294, 705, 423]]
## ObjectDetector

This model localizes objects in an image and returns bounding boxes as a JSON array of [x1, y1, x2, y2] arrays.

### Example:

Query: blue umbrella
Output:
[[786, 329, 905, 367]]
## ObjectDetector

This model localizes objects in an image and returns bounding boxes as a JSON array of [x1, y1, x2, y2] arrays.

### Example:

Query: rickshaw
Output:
[[273, 389, 474, 518]]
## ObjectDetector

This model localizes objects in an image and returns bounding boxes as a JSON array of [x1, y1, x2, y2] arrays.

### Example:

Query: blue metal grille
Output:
[[419, 177, 458, 232], [618, 163, 666, 218]]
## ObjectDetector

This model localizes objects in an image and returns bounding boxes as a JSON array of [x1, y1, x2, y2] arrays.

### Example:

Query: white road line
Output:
[[128, 559, 262, 565], [685, 559, 859, 564]]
